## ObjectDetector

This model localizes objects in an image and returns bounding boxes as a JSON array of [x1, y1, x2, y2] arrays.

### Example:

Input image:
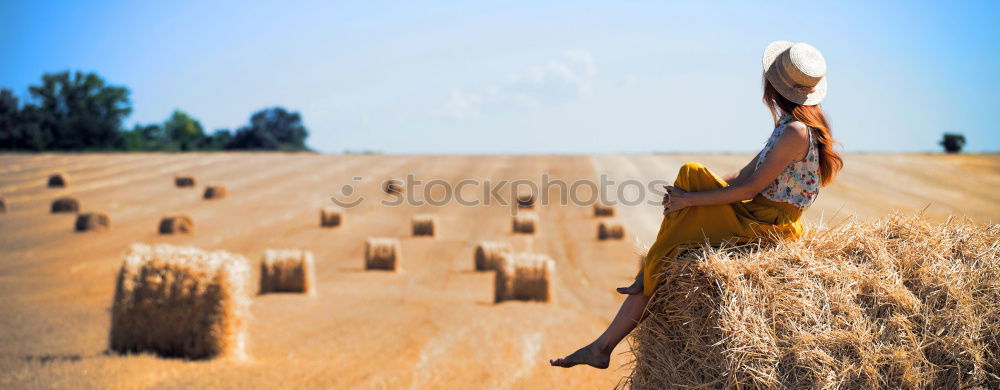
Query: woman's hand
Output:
[[661, 185, 691, 215]]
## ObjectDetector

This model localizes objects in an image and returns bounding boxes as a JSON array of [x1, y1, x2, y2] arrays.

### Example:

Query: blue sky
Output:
[[1, 1, 997, 153]]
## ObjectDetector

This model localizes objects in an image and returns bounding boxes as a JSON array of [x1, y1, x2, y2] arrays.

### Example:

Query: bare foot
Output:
[[549, 342, 610, 369], [616, 277, 643, 295]]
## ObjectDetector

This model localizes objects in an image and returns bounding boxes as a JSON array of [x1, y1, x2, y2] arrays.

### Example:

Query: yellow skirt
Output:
[[640, 162, 804, 296]]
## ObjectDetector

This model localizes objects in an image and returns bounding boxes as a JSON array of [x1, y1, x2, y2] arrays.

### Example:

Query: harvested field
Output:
[[259, 249, 315, 295], [158, 215, 194, 234], [0, 153, 996, 389], [622, 214, 1000, 389], [109, 243, 250, 360], [50, 197, 80, 213]]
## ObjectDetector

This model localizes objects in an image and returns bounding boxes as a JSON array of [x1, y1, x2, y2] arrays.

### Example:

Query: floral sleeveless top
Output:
[[754, 113, 820, 209]]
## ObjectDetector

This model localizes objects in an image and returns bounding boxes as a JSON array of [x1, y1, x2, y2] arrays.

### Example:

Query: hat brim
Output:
[[763, 40, 827, 106]]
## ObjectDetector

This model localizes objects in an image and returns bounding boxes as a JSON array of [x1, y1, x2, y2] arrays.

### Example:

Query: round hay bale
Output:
[[47, 173, 68, 188], [203, 186, 227, 200], [0, 197, 5, 213], [516, 193, 535, 209], [594, 204, 615, 217], [50, 197, 80, 213], [75, 212, 110, 232], [383, 179, 404, 194], [411, 214, 439, 237], [598, 220, 625, 240], [474, 241, 513, 271], [320, 207, 343, 227], [109, 243, 250, 360], [512, 212, 538, 234], [494, 252, 555, 303], [175, 176, 196, 188], [365, 237, 401, 271], [259, 249, 315, 295], [159, 215, 194, 234]]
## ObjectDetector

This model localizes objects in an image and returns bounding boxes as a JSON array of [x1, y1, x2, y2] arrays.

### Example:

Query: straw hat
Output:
[[763, 41, 827, 106]]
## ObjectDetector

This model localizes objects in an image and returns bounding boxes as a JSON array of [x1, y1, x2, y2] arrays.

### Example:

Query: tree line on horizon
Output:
[[0, 71, 309, 152]]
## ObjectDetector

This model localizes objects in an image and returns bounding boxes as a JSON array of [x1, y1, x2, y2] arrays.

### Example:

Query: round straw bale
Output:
[[593, 204, 615, 217], [383, 179, 404, 194], [516, 193, 535, 209], [203, 185, 227, 200], [411, 214, 439, 237], [512, 212, 538, 234], [0, 197, 5, 213], [494, 252, 555, 303], [598, 220, 625, 240], [259, 249, 316, 295], [47, 173, 68, 188], [50, 197, 80, 213], [175, 176, 196, 188], [320, 206, 343, 227], [365, 237, 401, 271], [75, 212, 110, 232], [109, 243, 251, 360], [474, 241, 513, 271], [159, 215, 194, 234]]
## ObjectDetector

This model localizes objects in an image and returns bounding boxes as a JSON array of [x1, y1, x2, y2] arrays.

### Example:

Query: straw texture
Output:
[[494, 252, 555, 303], [365, 237, 401, 271], [620, 214, 1000, 389], [259, 249, 315, 295], [108, 243, 251, 360]]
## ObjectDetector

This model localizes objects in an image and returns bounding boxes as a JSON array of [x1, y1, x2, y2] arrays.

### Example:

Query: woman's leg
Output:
[[549, 292, 650, 369]]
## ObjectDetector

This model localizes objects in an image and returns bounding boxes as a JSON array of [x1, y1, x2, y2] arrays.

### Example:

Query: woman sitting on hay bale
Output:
[[551, 41, 843, 369]]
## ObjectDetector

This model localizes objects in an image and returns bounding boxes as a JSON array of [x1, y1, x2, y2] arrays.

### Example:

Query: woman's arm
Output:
[[663, 123, 810, 214], [721, 151, 762, 186]]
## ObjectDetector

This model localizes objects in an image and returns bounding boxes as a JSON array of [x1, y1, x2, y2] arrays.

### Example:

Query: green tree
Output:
[[162, 110, 205, 151], [228, 107, 309, 151], [26, 71, 132, 150]]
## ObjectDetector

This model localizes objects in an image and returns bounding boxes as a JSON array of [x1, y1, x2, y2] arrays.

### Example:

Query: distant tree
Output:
[[940, 133, 966, 154], [228, 107, 309, 151], [0, 88, 21, 149], [26, 71, 132, 150], [205, 129, 233, 151], [162, 110, 206, 151]]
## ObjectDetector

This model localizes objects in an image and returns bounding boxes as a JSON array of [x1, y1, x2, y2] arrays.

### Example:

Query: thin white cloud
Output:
[[437, 50, 598, 120]]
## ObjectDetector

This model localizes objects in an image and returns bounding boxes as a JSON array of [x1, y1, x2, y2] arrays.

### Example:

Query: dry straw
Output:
[[75, 212, 110, 232], [517, 193, 536, 209], [512, 212, 539, 234], [365, 237, 401, 271], [598, 220, 625, 240], [320, 206, 343, 227], [174, 176, 196, 188], [47, 173, 68, 188], [412, 214, 439, 237], [259, 249, 316, 295], [159, 215, 194, 234], [384, 179, 404, 194], [50, 197, 80, 213], [475, 241, 513, 271], [108, 243, 251, 360], [594, 204, 615, 217], [620, 214, 1000, 389], [203, 185, 227, 200], [494, 252, 555, 303]]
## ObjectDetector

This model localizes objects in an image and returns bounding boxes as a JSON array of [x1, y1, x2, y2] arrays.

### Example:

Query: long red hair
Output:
[[763, 78, 843, 186]]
